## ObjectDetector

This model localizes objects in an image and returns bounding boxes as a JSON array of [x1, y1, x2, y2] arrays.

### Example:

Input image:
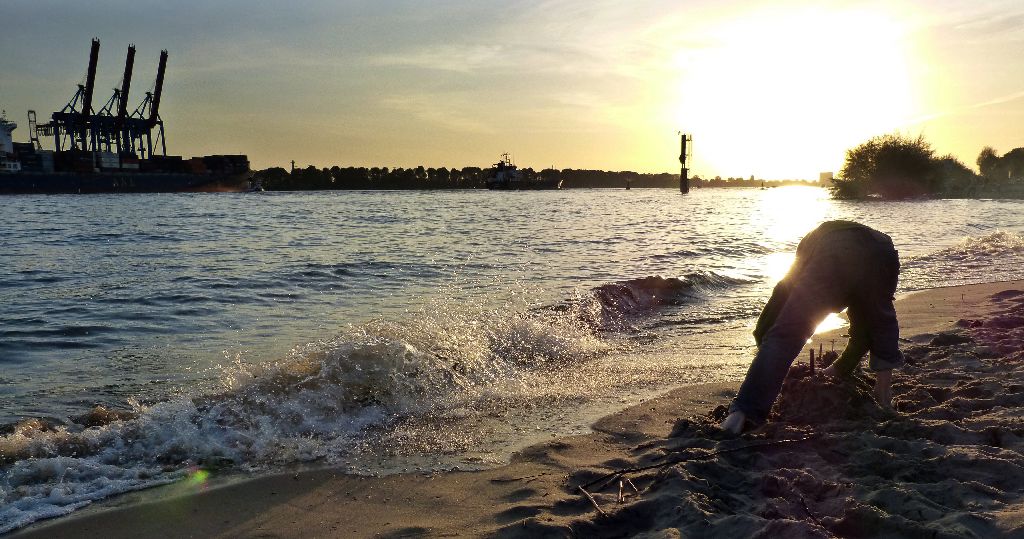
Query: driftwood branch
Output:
[[578, 486, 608, 517], [490, 472, 551, 484]]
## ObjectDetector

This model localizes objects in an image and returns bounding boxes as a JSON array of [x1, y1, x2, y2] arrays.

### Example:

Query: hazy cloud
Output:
[[966, 89, 1024, 110], [953, 11, 1024, 38], [377, 94, 493, 133], [371, 45, 504, 73]]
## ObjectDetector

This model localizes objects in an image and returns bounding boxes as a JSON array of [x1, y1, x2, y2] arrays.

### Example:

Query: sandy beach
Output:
[[10, 279, 1024, 538]]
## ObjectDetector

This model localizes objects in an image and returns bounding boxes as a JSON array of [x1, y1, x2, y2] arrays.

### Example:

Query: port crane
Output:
[[32, 38, 168, 159]]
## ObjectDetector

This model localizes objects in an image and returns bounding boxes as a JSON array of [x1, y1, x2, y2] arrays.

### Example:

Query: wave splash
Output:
[[570, 272, 750, 331], [0, 272, 742, 532], [900, 231, 1024, 290], [926, 231, 1024, 262]]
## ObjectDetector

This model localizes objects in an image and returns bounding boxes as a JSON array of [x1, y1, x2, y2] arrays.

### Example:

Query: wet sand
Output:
[[11, 280, 1024, 538]]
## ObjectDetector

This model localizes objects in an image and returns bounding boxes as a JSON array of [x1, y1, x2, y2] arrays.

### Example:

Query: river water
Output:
[[2, 187, 1023, 530]]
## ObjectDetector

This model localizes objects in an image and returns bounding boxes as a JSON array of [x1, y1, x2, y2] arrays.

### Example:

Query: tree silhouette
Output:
[[977, 146, 1000, 180], [834, 134, 939, 199]]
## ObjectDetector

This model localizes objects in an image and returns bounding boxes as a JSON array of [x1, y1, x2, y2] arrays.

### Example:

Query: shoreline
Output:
[[10, 279, 1024, 538]]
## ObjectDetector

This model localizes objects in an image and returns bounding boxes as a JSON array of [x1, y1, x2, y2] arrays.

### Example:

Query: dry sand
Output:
[[10, 280, 1024, 538]]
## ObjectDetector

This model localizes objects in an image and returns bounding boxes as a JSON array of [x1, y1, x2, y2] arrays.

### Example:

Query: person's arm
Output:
[[753, 281, 790, 345], [826, 320, 871, 376]]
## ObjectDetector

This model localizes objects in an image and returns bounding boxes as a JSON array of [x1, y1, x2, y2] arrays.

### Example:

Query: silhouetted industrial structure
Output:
[[679, 132, 692, 194], [0, 38, 251, 194], [38, 39, 167, 158]]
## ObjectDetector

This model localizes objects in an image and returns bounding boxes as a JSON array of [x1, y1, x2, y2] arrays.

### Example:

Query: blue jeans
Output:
[[731, 227, 902, 423]]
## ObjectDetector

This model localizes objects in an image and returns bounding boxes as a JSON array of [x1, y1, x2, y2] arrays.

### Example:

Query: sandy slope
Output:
[[11, 280, 1024, 538]]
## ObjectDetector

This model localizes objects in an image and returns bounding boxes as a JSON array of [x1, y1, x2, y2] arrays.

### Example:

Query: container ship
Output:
[[0, 39, 252, 194]]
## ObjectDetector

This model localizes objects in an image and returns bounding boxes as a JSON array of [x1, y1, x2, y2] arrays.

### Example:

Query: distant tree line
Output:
[[691, 175, 817, 188], [557, 169, 678, 188], [977, 146, 1024, 184], [255, 165, 487, 190], [253, 165, 685, 190], [831, 133, 1024, 200]]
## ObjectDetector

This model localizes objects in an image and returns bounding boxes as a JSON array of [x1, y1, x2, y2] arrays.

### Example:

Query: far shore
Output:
[[11, 279, 1024, 538]]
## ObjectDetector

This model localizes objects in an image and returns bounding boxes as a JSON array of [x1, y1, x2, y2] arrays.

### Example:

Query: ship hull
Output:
[[0, 171, 251, 194], [485, 178, 562, 190]]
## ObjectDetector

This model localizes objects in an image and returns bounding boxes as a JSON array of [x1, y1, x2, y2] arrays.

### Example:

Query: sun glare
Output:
[[670, 6, 917, 179], [742, 185, 832, 282], [815, 312, 848, 335], [744, 185, 845, 334], [757, 185, 832, 245]]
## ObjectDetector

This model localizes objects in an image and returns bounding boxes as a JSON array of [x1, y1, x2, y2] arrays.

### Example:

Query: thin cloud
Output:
[[371, 45, 503, 73], [967, 89, 1024, 110], [378, 94, 492, 133], [953, 11, 1024, 36], [905, 89, 1024, 127]]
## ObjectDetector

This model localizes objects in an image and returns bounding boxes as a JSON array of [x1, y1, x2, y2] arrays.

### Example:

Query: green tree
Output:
[[934, 155, 981, 197], [253, 167, 289, 190], [833, 133, 938, 199], [977, 146, 1000, 180], [1001, 148, 1024, 182]]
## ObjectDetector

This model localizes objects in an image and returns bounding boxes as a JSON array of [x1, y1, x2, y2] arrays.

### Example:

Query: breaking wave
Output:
[[0, 271, 745, 532], [923, 231, 1024, 262], [593, 273, 748, 312], [900, 231, 1024, 291], [563, 272, 751, 331]]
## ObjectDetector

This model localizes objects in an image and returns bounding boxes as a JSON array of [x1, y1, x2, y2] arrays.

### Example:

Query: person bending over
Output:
[[721, 220, 903, 435]]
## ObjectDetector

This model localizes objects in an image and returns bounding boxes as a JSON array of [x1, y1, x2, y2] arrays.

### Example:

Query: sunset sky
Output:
[[1, 0, 1021, 178]]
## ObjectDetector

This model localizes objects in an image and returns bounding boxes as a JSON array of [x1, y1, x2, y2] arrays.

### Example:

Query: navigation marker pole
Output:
[[678, 132, 692, 194]]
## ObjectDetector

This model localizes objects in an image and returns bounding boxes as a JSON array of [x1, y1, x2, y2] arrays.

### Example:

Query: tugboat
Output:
[[485, 153, 561, 190], [0, 39, 251, 194]]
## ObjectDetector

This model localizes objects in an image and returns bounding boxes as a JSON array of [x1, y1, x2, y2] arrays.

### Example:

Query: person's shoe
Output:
[[720, 410, 747, 435]]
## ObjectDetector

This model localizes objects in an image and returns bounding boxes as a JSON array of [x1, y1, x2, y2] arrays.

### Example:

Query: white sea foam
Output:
[[933, 230, 1024, 261], [0, 272, 747, 532], [0, 288, 609, 532], [899, 230, 1024, 290]]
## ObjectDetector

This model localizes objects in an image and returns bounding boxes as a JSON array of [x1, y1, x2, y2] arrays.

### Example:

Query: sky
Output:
[[1, 0, 1022, 178]]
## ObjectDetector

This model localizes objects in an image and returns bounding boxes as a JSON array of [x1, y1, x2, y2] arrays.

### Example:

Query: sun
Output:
[[669, 6, 919, 179]]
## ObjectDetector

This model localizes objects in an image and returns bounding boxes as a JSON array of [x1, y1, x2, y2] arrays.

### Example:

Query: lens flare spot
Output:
[[186, 468, 210, 487]]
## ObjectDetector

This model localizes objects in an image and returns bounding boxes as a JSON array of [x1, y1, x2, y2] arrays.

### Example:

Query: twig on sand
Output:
[[590, 473, 622, 494], [797, 493, 826, 531], [578, 486, 608, 517], [580, 434, 817, 491], [625, 478, 639, 494], [617, 480, 624, 503], [490, 472, 551, 484]]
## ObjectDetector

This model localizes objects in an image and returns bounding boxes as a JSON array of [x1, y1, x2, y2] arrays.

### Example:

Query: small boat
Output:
[[245, 177, 265, 192], [485, 153, 561, 190]]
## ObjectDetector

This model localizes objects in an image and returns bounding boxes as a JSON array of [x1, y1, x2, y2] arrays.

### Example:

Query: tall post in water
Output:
[[679, 132, 691, 194]]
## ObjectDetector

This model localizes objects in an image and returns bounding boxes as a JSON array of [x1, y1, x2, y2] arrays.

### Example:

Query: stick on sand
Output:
[[578, 486, 608, 517]]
